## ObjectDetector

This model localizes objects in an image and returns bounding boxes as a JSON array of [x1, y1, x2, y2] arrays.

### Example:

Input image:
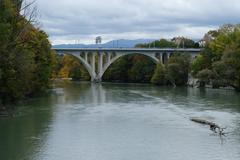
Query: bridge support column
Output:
[[159, 53, 163, 64], [107, 52, 111, 64], [90, 53, 96, 82], [85, 52, 88, 62], [92, 52, 103, 82]]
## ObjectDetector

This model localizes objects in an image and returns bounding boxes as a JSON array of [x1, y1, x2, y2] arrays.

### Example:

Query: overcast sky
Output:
[[35, 0, 240, 44]]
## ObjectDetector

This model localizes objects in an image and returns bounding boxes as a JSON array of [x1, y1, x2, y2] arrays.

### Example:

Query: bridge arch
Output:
[[100, 52, 160, 78], [63, 52, 96, 79]]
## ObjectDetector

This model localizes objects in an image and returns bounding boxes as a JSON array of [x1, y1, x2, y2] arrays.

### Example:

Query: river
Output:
[[0, 82, 240, 160]]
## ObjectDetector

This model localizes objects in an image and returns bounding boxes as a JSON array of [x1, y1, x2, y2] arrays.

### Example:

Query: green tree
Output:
[[191, 47, 213, 76], [135, 39, 177, 48], [196, 69, 215, 87], [172, 37, 199, 48], [70, 67, 82, 80], [103, 54, 155, 83], [191, 24, 240, 91], [151, 63, 166, 85], [224, 47, 240, 91], [103, 56, 130, 82], [0, 0, 54, 106], [128, 55, 155, 82], [166, 54, 191, 86]]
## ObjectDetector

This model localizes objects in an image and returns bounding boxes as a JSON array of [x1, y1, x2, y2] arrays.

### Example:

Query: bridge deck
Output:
[[53, 48, 203, 53]]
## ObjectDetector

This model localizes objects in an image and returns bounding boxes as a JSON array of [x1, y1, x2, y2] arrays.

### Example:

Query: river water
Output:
[[0, 82, 240, 160]]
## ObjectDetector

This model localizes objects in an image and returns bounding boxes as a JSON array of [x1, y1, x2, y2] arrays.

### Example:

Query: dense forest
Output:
[[0, 0, 54, 108]]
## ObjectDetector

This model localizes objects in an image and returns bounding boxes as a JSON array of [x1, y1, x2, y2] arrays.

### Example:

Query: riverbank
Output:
[[188, 77, 236, 91], [56, 78, 237, 91]]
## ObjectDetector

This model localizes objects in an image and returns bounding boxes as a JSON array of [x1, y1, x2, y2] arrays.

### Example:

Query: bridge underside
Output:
[[55, 49, 200, 82]]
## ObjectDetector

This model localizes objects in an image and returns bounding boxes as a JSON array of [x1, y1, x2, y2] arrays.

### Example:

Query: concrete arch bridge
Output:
[[54, 48, 202, 82]]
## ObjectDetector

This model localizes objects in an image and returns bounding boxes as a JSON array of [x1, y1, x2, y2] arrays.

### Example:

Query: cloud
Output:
[[34, 0, 240, 44]]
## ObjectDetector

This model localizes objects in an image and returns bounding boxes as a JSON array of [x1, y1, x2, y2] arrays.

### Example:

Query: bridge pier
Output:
[[98, 52, 103, 77], [91, 77, 102, 83]]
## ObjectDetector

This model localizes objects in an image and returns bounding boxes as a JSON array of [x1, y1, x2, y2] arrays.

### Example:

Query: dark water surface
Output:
[[0, 82, 240, 160]]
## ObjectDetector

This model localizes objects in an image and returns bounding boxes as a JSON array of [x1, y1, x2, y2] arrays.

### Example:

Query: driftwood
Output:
[[190, 118, 226, 136]]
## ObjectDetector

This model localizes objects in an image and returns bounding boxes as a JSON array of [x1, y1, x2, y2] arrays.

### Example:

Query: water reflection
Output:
[[0, 93, 56, 160], [56, 82, 107, 104], [0, 82, 240, 160]]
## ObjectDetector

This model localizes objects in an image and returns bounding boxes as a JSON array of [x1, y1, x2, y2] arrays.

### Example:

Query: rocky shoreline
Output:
[[188, 77, 235, 90]]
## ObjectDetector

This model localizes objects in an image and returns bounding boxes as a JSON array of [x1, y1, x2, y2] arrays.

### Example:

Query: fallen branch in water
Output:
[[190, 117, 226, 136]]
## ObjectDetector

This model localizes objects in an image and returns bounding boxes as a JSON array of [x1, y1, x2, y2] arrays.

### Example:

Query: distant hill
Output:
[[53, 39, 156, 48]]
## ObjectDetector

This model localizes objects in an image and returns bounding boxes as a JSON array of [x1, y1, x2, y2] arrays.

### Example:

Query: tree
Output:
[[128, 55, 155, 82], [151, 63, 166, 85], [216, 46, 240, 90], [192, 24, 240, 91], [58, 55, 90, 80], [171, 37, 199, 48], [103, 54, 155, 83], [71, 67, 82, 81], [0, 0, 54, 106], [135, 39, 177, 48], [103, 55, 130, 82], [191, 55, 205, 76], [166, 54, 191, 86], [191, 48, 213, 76], [29, 30, 53, 91], [196, 69, 214, 88], [211, 61, 229, 88]]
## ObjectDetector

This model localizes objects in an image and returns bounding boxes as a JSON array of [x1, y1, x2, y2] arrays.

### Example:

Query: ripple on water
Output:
[[1, 83, 240, 160]]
